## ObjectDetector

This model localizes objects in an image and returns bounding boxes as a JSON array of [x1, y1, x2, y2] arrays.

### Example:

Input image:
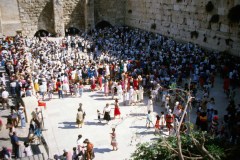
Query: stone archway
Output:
[[38, 0, 55, 34], [65, 27, 81, 36], [95, 20, 112, 29], [34, 29, 49, 37]]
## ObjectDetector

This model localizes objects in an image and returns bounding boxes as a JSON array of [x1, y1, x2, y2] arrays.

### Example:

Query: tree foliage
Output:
[[131, 131, 227, 160]]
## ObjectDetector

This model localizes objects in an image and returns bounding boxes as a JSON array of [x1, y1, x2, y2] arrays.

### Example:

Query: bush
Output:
[[225, 38, 233, 46], [206, 1, 214, 12], [131, 132, 227, 160], [191, 31, 199, 39], [228, 5, 240, 23]]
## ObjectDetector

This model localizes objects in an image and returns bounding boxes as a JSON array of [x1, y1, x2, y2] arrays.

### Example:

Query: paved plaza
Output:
[[1, 72, 239, 160]]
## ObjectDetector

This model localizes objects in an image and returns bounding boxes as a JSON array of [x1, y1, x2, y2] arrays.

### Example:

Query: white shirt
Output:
[[2, 91, 9, 98]]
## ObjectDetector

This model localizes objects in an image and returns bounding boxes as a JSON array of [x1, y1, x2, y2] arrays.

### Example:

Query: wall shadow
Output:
[[38, 0, 54, 34]]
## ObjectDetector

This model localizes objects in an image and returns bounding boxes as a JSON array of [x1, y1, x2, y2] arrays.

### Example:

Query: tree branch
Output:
[[190, 134, 215, 160]]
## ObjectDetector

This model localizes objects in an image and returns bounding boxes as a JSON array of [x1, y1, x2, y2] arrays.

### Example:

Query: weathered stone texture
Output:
[[0, 0, 239, 56], [63, 0, 85, 30], [125, 0, 240, 56], [94, 0, 125, 26]]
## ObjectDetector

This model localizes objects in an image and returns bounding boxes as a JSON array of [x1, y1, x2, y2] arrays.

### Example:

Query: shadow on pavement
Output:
[[94, 148, 112, 153], [129, 113, 146, 117], [129, 125, 146, 129], [94, 98, 112, 100], [85, 121, 105, 126], [58, 122, 78, 129]]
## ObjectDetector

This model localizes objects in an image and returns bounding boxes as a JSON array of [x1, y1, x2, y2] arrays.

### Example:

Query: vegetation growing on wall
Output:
[[191, 31, 199, 39], [225, 38, 233, 46], [210, 14, 219, 23], [206, 1, 214, 12], [228, 5, 240, 23], [151, 23, 156, 30], [128, 9, 132, 14]]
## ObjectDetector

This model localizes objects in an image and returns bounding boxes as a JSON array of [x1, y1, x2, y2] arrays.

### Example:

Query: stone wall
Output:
[[63, 0, 85, 30], [0, 0, 21, 36], [125, 0, 240, 56], [18, 0, 55, 36], [94, 0, 125, 26]]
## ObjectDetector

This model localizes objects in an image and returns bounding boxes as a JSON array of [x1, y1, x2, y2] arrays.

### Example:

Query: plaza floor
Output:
[[1, 71, 239, 160]]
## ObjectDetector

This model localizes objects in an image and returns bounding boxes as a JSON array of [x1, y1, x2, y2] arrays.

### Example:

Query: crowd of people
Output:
[[0, 25, 240, 159]]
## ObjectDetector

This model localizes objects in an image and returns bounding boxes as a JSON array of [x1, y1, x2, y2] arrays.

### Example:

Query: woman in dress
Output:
[[103, 103, 111, 124], [18, 106, 26, 128], [62, 79, 69, 95], [114, 101, 121, 119], [104, 80, 109, 96], [117, 83, 123, 100], [154, 115, 160, 134], [147, 96, 153, 113], [76, 108, 83, 128], [110, 128, 118, 151], [78, 82, 84, 98], [138, 86, 144, 103], [159, 111, 166, 130], [133, 88, 138, 105]]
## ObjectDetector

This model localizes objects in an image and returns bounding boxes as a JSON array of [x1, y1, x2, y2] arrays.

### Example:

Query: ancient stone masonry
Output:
[[63, 0, 85, 31], [94, 0, 125, 26], [17, 0, 55, 36], [125, 0, 240, 56], [0, 0, 239, 56]]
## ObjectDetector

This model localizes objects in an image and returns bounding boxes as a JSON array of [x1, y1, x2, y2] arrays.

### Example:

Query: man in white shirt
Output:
[[2, 89, 9, 109]]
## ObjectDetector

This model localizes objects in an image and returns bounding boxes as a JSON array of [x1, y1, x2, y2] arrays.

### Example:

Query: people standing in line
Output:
[[110, 128, 118, 151], [103, 103, 111, 124]]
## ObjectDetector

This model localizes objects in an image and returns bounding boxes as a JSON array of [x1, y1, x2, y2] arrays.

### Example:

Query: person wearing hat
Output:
[[17, 105, 26, 128]]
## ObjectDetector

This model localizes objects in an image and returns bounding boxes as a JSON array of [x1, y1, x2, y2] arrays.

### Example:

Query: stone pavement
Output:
[[37, 76, 240, 160], [1, 73, 239, 160]]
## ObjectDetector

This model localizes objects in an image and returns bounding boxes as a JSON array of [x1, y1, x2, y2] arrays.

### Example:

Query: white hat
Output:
[[168, 109, 172, 113], [175, 101, 179, 106], [19, 106, 24, 109]]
